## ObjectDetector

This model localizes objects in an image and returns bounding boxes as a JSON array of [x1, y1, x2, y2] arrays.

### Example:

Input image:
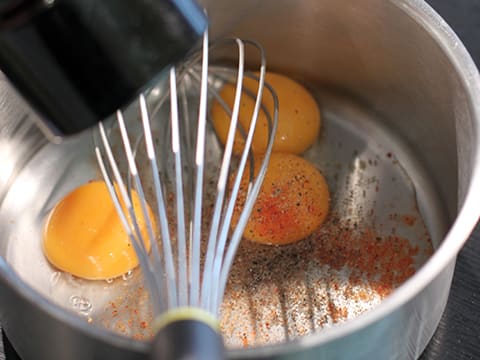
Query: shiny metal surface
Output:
[[0, 84, 441, 349], [1, 0, 480, 359], [221, 90, 441, 348]]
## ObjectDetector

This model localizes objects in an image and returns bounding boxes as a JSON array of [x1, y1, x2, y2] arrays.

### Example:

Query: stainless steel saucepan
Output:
[[1, 0, 480, 359]]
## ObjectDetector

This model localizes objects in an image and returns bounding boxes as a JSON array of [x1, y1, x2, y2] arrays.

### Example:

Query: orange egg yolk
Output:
[[43, 180, 156, 280], [233, 153, 330, 245], [211, 72, 321, 155]]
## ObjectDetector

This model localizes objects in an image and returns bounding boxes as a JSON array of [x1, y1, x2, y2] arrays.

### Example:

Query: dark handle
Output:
[[0, 0, 207, 138], [152, 318, 225, 360]]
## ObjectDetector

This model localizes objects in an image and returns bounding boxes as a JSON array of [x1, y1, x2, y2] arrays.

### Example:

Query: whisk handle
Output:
[[152, 317, 225, 360]]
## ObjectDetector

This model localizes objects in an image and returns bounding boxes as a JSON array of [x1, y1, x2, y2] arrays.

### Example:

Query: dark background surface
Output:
[[2, 0, 480, 359]]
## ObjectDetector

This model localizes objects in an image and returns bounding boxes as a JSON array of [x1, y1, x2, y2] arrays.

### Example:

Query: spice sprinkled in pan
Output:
[[220, 211, 432, 348]]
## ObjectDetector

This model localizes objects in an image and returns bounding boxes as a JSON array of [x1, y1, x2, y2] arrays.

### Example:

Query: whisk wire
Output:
[[95, 123, 164, 315], [190, 30, 210, 307], [117, 110, 169, 310], [116, 112, 155, 258], [96, 31, 278, 358], [217, 75, 279, 311], [170, 67, 189, 307], [210, 41, 271, 313], [139, 94, 178, 310], [200, 38, 245, 310]]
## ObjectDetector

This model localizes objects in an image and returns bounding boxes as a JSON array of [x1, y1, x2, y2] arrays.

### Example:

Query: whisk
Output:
[[95, 30, 278, 359]]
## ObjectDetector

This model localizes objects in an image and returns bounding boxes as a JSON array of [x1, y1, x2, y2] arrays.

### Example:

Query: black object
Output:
[[152, 319, 225, 360], [2, 330, 19, 360], [0, 0, 207, 138]]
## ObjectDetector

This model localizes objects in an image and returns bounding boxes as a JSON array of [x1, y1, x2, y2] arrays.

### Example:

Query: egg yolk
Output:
[[43, 181, 156, 280], [211, 72, 321, 155], [233, 153, 330, 245]]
